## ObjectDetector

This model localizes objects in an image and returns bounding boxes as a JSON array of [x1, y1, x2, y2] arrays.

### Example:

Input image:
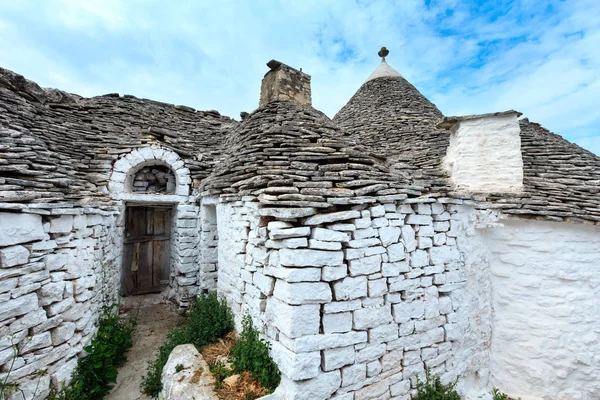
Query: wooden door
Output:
[[122, 206, 172, 295]]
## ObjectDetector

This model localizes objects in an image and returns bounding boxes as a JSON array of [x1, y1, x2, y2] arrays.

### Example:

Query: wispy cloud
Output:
[[0, 0, 598, 155]]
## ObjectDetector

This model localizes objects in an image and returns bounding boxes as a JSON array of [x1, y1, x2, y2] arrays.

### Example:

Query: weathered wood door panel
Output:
[[122, 206, 172, 295]]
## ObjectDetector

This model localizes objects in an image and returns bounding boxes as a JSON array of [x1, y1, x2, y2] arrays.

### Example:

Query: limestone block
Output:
[[324, 299, 362, 314], [39, 282, 66, 306], [1, 293, 39, 322], [293, 331, 368, 352], [271, 341, 320, 380], [406, 215, 433, 225], [323, 312, 352, 334], [9, 309, 47, 333], [401, 225, 417, 252], [348, 255, 381, 276], [368, 278, 388, 297], [309, 239, 341, 251], [382, 262, 409, 277], [354, 217, 371, 229], [253, 272, 275, 295], [264, 266, 321, 282], [268, 221, 293, 230], [342, 362, 367, 387], [160, 344, 218, 400], [282, 238, 308, 249], [32, 240, 56, 251], [51, 322, 76, 345], [278, 248, 343, 267], [311, 228, 350, 242], [353, 305, 393, 330], [386, 242, 406, 262], [410, 250, 430, 268], [19, 331, 52, 354], [273, 281, 332, 305], [353, 227, 376, 240], [356, 343, 387, 363], [333, 276, 367, 301], [46, 297, 75, 317], [393, 300, 425, 323], [370, 205, 385, 217], [0, 245, 29, 268], [270, 227, 311, 239], [10, 375, 50, 400], [439, 296, 452, 315], [415, 316, 446, 333], [268, 299, 320, 338], [429, 246, 453, 264], [323, 345, 355, 371], [322, 265, 347, 282], [379, 227, 401, 247], [304, 210, 361, 225], [279, 371, 341, 400], [417, 225, 434, 237], [0, 347, 14, 366], [348, 238, 380, 248], [259, 208, 316, 219], [0, 213, 44, 246], [51, 358, 77, 386], [50, 215, 73, 233]]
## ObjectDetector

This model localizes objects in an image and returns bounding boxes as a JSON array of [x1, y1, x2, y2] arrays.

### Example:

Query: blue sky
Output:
[[0, 0, 598, 155]]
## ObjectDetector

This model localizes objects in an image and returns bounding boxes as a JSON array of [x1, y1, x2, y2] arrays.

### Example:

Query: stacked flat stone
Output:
[[201, 100, 420, 207], [131, 165, 176, 193], [333, 75, 449, 194], [0, 67, 236, 205]]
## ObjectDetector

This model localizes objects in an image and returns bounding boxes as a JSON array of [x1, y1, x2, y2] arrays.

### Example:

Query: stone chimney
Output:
[[259, 60, 311, 107], [438, 111, 524, 193]]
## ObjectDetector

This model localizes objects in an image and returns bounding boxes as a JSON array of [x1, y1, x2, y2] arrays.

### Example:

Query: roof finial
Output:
[[378, 46, 389, 62]]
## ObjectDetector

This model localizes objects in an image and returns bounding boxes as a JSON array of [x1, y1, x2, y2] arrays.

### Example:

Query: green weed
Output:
[[140, 292, 234, 397], [229, 315, 280, 392], [413, 368, 461, 400], [47, 304, 136, 400]]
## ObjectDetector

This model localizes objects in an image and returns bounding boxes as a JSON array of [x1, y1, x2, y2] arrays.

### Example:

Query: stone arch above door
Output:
[[108, 147, 191, 201]]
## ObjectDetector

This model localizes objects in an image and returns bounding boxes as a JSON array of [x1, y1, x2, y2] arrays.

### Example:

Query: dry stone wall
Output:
[[213, 197, 475, 400], [0, 205, 119, 400]]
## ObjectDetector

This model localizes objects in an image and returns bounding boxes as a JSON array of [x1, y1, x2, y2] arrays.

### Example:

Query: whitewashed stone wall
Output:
[[216, 198, 263, 328], [217, 199, 466, 400], [483, 219, 600, 400], [171, 204, 202, 306], [0, 206, 120, 400], [199, 201, 219, 292], [443, 113, 523, 193]]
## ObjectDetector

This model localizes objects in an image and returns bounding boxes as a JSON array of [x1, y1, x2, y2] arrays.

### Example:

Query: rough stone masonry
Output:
[[1, 51, 600, 400]]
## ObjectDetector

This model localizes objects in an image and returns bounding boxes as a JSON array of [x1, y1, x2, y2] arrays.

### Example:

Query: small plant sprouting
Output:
[[174, 364, 185, 373], [413, 368, 461, 400], [229, 315, 281, 393], [141, 292, 235, 397], [492, 387, 522, 400]]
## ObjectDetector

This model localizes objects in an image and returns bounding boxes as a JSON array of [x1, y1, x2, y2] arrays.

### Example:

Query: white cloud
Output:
[[0, 0, 597, 155]]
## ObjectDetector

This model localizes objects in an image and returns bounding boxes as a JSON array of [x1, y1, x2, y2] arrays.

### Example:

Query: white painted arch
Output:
[[108, 146, 191, 202]]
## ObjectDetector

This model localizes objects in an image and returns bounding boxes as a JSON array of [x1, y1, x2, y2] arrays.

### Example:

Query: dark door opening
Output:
[[122, 205, 172, 296]]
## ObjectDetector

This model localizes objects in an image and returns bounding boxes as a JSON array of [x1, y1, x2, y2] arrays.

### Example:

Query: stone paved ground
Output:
[[107, 294, 179, 400]]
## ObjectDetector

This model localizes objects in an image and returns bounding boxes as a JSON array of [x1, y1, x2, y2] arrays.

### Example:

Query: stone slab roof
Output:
[[333, 75, 449, 194], [0, 67, 236, 204], [483, 119, 600, 224], [334, 73, 600, 225], [201, 100, 421, 207]]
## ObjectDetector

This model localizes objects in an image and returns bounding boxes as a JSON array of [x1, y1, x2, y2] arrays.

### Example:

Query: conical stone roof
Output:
[[334, 62, 449, 193], [201, 100, 420, 207]]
